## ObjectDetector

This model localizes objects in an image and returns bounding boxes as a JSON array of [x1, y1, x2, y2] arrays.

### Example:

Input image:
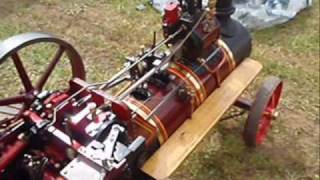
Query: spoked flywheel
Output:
[[243, 76, 283, 147], [0, 32, 85, 125]]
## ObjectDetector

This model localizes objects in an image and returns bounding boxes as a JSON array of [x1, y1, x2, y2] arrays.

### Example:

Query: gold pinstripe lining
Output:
[[124, 99, 167, 144], [217, 39, 236, 70], [173, 62, 207, 103], [168, 68, 199, 109]]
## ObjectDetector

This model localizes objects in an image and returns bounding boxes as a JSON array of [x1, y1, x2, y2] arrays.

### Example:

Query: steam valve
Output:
[[163, 2, 181, 26]]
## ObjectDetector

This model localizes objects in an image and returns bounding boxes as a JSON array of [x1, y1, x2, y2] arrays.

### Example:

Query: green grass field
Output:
[[0, 0, 319, 179]]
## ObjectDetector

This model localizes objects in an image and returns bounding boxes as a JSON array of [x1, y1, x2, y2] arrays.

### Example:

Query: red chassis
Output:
[[0, 0, 283, 180]]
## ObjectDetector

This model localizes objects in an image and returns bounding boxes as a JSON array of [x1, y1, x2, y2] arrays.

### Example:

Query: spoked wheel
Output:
[[0, 32, 85, 125], [243, 76, 283, 147]]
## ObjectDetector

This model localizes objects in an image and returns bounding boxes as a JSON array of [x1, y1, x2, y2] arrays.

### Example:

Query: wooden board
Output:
[[141, 59, 263, 179]]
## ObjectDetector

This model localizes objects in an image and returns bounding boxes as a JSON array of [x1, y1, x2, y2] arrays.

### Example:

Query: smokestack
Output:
[[214, 0, 252, 64], [215, 0, 235, 17]]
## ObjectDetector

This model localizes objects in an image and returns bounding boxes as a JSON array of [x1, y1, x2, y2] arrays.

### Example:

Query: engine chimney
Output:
[[213, 0, 252, 65], [215, 0, 235, 17]]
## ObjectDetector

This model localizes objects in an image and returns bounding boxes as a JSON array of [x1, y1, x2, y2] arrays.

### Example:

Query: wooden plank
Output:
[[141, 59, 263, 179]]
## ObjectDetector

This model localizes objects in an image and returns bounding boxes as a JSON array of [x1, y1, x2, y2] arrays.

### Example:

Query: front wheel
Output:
[[243, 76, 283, 147]]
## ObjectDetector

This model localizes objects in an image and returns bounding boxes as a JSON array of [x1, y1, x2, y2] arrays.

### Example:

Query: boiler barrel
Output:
[[124, 42, 239, 147]]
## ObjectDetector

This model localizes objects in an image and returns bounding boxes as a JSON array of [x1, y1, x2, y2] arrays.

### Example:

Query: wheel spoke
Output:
[[11, 53, 34, 92], [0, 95, 25, 106], [256, 116, 272, 144], [36, 46, 65, 90], [271, 84, 283, 109], [261, 116, 272, 131], [269, 95, 276, 109]]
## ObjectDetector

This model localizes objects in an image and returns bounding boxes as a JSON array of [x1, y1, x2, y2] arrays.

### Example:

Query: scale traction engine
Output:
[[0, 0, 283, 179]]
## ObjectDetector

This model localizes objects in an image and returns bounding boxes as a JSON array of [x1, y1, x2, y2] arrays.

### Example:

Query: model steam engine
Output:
[[0, 0, 257, 179]]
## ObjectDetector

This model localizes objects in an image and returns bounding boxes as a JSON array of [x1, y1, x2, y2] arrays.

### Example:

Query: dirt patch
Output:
[[0, 0, 35, 17]]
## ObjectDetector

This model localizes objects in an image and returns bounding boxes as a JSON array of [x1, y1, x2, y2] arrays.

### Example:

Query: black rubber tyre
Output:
[[243, 76, 283, 147]]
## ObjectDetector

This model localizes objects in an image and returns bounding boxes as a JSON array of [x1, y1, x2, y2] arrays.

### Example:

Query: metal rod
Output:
[[106, 75, 131, 89], [144, 47, 221, 121], [98, 28, 183, 90], [119, 12, 207, 100], [198, 0, 203, 9], [186, 0, 196, 14], [144, 85, 179, 121], [51, 11, 207, 127], [0, 120, 24, 141], [32, 29, 179, 128], [50, 81, 111, 127], [0, 110, 16, 116], [220, 110, 246, 121], [152, 31, 157, 49], [234, 97, 253, 111], [7, 105, 21, 110], [119, 68, 157, 100]]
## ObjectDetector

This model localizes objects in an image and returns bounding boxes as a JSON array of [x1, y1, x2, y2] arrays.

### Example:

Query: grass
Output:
[[0, 0, 319, 179]]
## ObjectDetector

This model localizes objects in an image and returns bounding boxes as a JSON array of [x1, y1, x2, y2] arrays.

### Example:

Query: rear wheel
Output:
[[0, 32, 85, 129], [243, 76, 283, 147]]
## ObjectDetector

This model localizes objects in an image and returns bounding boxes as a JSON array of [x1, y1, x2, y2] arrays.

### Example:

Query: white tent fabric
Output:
[[151, 0, 313, 30]]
